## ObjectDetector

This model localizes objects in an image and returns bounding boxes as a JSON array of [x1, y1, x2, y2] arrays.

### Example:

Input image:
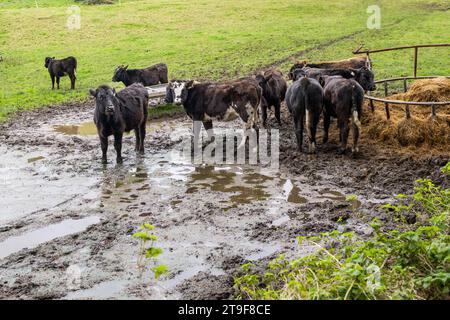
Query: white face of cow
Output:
[[170, 81, 187, 105]]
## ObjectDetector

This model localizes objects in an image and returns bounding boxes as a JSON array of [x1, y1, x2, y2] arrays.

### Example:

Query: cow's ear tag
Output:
[[351, 72, 355, 76]]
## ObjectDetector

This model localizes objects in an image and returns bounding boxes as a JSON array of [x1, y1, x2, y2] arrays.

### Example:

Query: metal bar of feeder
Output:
[[403, 78, 408, 92], [413, 47, 418, 78], [353, 43, 450, 55], [432, 105, 437, 119]]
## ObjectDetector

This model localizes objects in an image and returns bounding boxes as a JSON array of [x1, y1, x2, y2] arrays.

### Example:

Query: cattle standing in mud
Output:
[[90, 83, 149, 164], [321, 76, 364, 155], [112, 63, 168, 87], [255, 69, 287, 126], [165, 78, 261, 148], [286, 77, 323, 153], [45, 56, 77, 90], [288, 56, 372, 78]]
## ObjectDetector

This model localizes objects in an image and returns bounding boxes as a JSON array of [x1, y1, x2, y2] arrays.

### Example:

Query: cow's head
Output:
[[255, 73, 273, 93], [352, 67, 376, 91], [165, 80, 193, 105], [288, 68, 306, 81], [90, 85, 117, 116], [44, 57, 55, 68], [112, 65, 128, 82]]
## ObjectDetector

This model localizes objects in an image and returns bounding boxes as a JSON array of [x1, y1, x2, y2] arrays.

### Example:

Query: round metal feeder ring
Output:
[[364, 75, 450, 120]]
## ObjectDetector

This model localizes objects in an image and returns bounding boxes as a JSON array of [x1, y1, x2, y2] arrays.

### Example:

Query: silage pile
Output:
[[363, 77, 450, 151]]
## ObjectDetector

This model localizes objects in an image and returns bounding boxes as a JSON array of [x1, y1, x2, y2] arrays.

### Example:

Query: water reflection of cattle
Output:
[[44, 56, 77, 90], [286, 77, 323, 153], [165, 78, 261, 147], [112, 63, 168, 87], [255, 69, 287, 126], [288, 56, 371, 78], [321, 75, 364, 155], [90, 83, 149, 164]]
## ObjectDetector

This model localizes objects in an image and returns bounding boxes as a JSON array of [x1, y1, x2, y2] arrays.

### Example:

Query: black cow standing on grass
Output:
[[90, 83, 149, 164], [165, 78, 262, 148], [255, 69, 287, 126], [45, 56, 77, 89], [286, 77, 323, 153], [321, 75, 364, 155], [112, 63, 168, 87]]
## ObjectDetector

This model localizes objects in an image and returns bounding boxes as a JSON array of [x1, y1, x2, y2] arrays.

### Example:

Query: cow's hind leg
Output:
[[274, 102, 281, 125], [323, 108, 331, 144], [51, 75, 55, 90], [294, 111, 304, 152], [134, 129, 140, 152], [202, 120, 214, 142], [114, 133, 123, 164], [338, 118, 349, 155], [139, 122, 146, 154], [56, 77, 60, 90], [69, 72, 76, 90]]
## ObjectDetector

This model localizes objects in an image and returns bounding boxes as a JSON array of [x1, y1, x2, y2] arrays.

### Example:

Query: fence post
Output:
[[403, 78, 408, 92], [405, 104, 411, 119], [370, 99, 374, 112], [413, 47, 418, 78]]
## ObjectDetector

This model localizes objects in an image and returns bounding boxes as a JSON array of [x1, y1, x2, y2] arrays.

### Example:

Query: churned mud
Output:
[[0, 101, 448, 299]]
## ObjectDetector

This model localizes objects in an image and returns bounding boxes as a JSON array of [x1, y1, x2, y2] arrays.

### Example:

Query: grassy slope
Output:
[[0, 0, 449, 120]]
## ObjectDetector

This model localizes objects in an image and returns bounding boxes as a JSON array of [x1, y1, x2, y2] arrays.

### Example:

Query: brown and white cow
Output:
[[165, 77, 262, 148]]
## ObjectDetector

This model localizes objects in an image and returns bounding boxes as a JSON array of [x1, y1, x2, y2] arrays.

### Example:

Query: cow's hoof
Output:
[[337, 148, 346, 155], [116, 158, 123, 164], [101, 158, 107, 164]]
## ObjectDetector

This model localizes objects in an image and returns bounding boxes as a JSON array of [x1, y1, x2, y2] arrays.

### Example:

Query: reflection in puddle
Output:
[[0, 216, 101, 259], [53, 123, 98, 136], [187, 166, 271, 209], [281, 179, 308, 204], [65, 280, 127, 300], [27, 156, 45, 163]]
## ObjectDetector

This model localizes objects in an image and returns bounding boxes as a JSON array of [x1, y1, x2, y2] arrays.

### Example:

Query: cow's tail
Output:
[[73, 57, 77, 77], [254, 84, 263, 128], [350, 84, 361, 131], [303, 78, 313, 151]]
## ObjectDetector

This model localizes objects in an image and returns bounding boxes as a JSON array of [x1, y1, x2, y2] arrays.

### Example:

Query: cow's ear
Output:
[[185, 80, 195, 89], [124, 65, 128, 70], [52, 57, 55, 59], [112, 88, 116, 95], [89, 89, 97, 97]]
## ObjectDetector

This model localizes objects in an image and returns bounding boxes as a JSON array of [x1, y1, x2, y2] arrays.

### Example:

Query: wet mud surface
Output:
[[0, 102, 448, 299]]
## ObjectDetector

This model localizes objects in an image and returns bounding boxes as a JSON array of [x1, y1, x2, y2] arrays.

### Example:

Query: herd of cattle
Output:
[[44, 55, 376, 164]]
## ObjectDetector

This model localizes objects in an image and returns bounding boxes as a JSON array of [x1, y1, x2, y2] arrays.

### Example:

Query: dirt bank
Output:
[[0, 101, 448, 299]]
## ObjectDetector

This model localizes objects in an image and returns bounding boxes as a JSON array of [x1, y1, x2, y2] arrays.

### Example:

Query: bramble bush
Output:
[[234, 163, 449, 300]]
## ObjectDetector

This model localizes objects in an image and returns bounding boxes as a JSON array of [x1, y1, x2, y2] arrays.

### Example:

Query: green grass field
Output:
[[0, 0, 449, 121]]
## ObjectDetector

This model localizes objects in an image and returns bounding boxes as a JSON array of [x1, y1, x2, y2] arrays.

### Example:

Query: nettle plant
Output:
[[133, 223, 168, 280], [235, 163, 449, 300]]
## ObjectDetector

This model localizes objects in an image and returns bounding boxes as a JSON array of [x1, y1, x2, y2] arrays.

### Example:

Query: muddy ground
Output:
[[0, 101, 448, 299]]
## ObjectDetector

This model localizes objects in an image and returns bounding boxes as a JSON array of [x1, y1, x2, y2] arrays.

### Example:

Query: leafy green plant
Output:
[[132, 223, 168, 279], [235, 163, 450, 300]]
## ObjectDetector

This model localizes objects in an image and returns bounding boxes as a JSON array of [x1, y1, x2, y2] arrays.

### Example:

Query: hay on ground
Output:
[[364, 78, 450, 152]]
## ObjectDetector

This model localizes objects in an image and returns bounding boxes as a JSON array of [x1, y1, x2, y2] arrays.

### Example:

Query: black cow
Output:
[[90, 83, 149, 164], [286, 77, 323, 153], [112, 63, 168, 87], [45, 56, 77, 89], [321, 76, 364, 155], [165, 78, 261, 148], [290, 67, 376, 92], [255, 69, 287, 126]]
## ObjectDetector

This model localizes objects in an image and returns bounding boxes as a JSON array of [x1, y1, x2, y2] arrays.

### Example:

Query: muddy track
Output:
[[0, 99, 448, 299]]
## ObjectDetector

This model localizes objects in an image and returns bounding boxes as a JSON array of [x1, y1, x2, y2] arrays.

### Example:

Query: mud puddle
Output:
[[0, 101, 447, 299], [0, 216, 100, 259]]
